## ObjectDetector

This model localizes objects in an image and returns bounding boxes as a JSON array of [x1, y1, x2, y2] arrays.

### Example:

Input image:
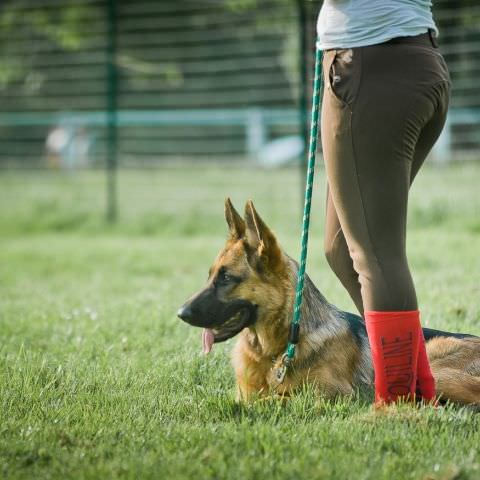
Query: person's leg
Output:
[[321, 41, 450, 403], [322, 47, 419, 312], [324, 184, 364, 314], [323, 78, 450, 319]]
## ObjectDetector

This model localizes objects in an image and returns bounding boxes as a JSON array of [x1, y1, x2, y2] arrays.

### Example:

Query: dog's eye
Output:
[[219, 268, 230, 282], [217, 267, 236, 285]]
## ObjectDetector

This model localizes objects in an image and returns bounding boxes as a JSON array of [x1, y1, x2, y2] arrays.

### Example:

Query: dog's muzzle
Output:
[[177, 288, 257, 343]]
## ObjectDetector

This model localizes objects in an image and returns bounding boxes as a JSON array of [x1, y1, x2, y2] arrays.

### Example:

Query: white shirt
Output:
[[317, 0, 438, 50]]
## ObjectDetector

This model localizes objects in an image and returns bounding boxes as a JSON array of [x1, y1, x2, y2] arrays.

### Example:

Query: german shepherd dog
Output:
[[178, 199, 480, 405]]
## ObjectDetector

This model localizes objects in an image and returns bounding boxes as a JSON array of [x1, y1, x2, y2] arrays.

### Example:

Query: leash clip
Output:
[[275, 353, 291, 385]]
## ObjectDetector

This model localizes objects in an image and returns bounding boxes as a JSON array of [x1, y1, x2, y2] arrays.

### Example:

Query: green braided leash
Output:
[[276, 44, 323, 384]]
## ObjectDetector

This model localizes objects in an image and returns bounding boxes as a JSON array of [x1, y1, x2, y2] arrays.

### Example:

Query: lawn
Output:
[[1, 163, 479, 479]]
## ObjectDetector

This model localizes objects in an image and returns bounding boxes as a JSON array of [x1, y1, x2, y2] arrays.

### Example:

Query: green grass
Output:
[[1, 163, 480, 479]]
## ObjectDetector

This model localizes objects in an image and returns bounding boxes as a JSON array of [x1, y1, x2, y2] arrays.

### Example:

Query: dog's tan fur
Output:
[[185, 199, 480, 405], [428, 337, 480, 404]]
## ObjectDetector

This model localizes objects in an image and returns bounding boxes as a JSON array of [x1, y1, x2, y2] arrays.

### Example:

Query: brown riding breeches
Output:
[[321, 33, 451, 314]]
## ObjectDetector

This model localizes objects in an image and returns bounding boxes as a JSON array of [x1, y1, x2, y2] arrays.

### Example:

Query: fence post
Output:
[[106, 0, 118, 222]]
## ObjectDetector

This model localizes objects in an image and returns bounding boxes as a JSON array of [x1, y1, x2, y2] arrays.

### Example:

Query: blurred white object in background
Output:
[[46, 123, 93, 169], [257, 135, 304, 168]]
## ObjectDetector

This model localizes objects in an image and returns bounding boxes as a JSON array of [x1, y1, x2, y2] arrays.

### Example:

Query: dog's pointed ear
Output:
[[244, 200, 282, 268], [225, 198, 245, 239]]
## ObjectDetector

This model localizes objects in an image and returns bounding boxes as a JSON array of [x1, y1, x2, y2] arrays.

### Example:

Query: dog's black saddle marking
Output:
[[422, 327, 477, 341], [343, 312, 367, 343], [342, 311, 478, 344]]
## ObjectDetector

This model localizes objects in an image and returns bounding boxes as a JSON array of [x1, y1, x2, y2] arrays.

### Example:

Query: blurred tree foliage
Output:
[[0, 0, 309, 111], [0, 1, 102, 91]]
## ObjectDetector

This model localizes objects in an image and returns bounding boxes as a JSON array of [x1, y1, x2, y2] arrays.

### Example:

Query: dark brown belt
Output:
[[384, 29, 438, 48]]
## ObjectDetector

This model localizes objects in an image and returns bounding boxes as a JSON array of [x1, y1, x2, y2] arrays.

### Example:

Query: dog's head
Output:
[[177, 198, 288, 353]]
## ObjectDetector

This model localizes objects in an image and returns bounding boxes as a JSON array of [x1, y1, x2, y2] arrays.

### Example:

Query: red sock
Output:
[[416, 330, 436, 402], [365, 311, 421, 404]]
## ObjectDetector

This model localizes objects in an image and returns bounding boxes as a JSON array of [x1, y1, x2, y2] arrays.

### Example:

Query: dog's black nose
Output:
[[177, 305, 193, 321]]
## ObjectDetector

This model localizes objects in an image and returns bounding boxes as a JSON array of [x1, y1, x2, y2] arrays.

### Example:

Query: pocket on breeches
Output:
[[323, 48, 361, 108]]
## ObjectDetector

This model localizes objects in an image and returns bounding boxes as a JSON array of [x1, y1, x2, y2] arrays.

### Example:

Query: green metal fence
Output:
[[1, 1, 480, 176], [0, 0, 319, 170]]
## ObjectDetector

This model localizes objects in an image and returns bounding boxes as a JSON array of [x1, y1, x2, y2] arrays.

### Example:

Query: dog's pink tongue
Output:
[[202, 329, 215, 354]]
